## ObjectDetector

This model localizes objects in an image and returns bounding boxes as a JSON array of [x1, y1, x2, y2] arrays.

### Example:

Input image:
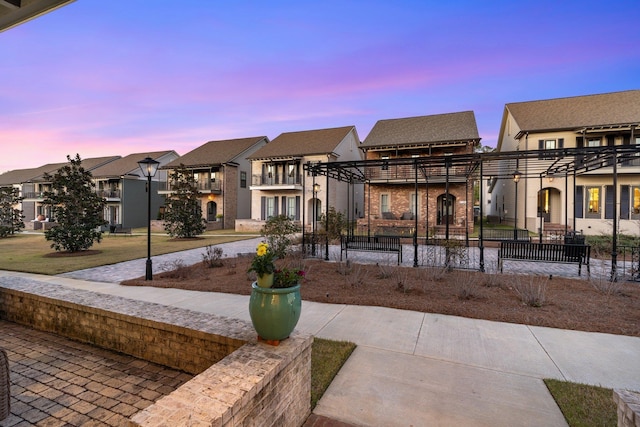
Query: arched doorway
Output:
[[537, 188, 561, 223], [207, 201, 217, 222], [307, 198, 321, 225], [437, 194, 455, 225]]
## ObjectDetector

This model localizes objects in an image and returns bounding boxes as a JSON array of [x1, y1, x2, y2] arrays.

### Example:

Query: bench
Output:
[[109, 225, 132, 235], [340, 235, 402, 265], [498, 241, 590, 276]]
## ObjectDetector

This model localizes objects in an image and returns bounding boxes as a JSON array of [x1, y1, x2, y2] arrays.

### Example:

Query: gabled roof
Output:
[[30, 156, 121, 181], [164, 137, 268, 169], [91, 151, 176, 178], [0, 156, 121, 185], [362, 111, 480, 149], [506, 90, 640, 133], [248, 126, 356, 160], [0, 163, 65, 186]]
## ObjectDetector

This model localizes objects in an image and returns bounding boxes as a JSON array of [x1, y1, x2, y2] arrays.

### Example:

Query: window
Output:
[[410, 193, 418, 216], [633, 187, 640, 218], [287, 197, 296, 219], [587, 138, 601, 147], [381, 155, 389, 171], [240, 171, 247, 188], [586, 186, 601, 218], [266, 197, 276, 218], [380, 193, 389, 214]]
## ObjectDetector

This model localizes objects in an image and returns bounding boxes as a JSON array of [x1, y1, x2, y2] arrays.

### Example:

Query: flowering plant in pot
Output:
[[247, 242, 276, 288], [273, 267, 306, 288]]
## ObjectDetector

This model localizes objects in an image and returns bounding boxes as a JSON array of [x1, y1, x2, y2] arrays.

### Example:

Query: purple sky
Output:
[[2, 0, 639, 173]]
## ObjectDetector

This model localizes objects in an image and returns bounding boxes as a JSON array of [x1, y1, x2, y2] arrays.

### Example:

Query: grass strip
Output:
[[544, 379, 617, 427], [0, 232, 254, 274], [311, 338, 356, 409]]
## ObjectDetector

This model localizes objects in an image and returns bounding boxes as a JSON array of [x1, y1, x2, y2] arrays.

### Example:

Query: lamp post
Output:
[[138, 157, 160, 280], [312, 183, 320, 256], [513, 170, 521, 240]]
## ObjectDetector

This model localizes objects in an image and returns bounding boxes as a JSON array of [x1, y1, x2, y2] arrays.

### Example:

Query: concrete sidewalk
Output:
[[2, 238, 640, 426]]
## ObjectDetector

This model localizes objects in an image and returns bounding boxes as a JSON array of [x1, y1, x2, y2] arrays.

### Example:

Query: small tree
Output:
[[0, 187, 24, 237], [43, 154, 106, 252], [163, 164, 207, 238], [319, 206, 348, 242], [261, 215, 300, 259]]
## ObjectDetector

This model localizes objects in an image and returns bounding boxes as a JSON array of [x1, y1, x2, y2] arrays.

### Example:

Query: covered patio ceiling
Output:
[[0, 0, 75, 32]]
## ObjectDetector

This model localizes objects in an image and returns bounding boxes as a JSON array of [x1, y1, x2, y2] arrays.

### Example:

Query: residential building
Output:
[[247, 126, 363, 229], [90, 151, 179, 229], [160, 137, 268, 230], [491, 90, 640, 236], [359, 111, 481, 236], [5, 156, 120, 226]]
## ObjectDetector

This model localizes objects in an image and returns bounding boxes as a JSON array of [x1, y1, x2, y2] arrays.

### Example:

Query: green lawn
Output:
[[0, 230, 256, 275], [545, 379, 617, 427]]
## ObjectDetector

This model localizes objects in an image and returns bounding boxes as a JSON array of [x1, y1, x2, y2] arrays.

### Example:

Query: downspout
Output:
[[524, 132, 528, 231], [611, 145, 618, 281]]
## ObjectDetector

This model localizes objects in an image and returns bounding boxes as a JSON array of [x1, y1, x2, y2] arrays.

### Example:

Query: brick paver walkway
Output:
[[0, 320, 193, 427]]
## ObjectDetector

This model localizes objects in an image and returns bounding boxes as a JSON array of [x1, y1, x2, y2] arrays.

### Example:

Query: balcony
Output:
[[251, 174, 302, 188], [22, 192, 45, 200], [96, 189, 121, 199], [159, 180, 222, 193], [365, 164, 468, 183]]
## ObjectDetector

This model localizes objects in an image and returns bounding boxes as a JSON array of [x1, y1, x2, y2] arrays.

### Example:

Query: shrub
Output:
[[202, 245, 224, 268], [512, 275, 548, 307], [261, 215, 300, 259]]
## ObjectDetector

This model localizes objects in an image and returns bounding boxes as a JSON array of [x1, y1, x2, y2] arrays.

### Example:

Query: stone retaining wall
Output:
[[614, 389, 640, 427], [0, 278, 312, 426]]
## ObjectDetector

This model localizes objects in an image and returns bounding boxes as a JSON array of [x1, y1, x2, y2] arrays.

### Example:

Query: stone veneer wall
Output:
[[614, 390, 640, 427], [0, 278, 312, 426]]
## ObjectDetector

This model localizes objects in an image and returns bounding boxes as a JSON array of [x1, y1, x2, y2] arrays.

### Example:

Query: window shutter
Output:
[[576, 137, 584, 166], [576, 136, 584, 148], [605, 185, 615, 219], [623, 135, 630, 145], [538, 140, 544, 150], [607, 136, 615, 147], [274, 196, 279, 215], [281, 196, 287, 215], [575, 186, 584, 218], [261, 196, 266, 220], [296, 196, 301, 220], [558, 138, 564, 149], [620, 185, 630, 219]]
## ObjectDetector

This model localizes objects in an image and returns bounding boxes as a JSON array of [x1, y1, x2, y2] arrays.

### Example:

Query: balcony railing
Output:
[[365, 164, 469, 181], [22, 192, 45, 199], [159, 180, 222, 192], [96, 189, 121, 198], [252, 174, 302, 186]]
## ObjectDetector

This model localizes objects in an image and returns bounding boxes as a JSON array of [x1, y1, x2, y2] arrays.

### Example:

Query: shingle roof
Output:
[[362, 111, 480, 148], [164, 137, 268, 168], [0, 164, 65, 186], [91, 151, 175, 178], [0, 156, 122, 185], [506, 90, 640, 132], [248, 126, 355, 160]]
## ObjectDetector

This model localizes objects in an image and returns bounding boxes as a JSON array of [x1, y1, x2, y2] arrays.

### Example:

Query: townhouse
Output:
[[359, 111, 481, 236], [246, 126, 363, 230], [491, 90, 640, 236], [160, 137, 268, 230]]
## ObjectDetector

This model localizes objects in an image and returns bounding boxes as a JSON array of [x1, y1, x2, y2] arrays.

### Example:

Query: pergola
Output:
[[304, 144, 639, 278]]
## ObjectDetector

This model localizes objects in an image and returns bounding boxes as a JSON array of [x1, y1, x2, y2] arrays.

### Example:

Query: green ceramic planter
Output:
[[249, 282, 301, 341]]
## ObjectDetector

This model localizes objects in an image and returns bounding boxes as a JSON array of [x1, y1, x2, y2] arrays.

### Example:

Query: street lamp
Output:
[[312, 183, 320, 256], [138, 156, 160, 280], [513, 170, 521, 240]]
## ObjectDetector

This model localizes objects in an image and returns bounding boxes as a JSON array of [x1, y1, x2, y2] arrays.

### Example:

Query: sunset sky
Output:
[[1, 0, 639, 173]]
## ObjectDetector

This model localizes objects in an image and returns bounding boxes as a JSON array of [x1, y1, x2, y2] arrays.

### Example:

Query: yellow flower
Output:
[[256, 243, 268, 257]]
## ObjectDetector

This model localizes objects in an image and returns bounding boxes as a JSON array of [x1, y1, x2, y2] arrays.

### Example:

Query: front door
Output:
[[437, 194, 455, 225], [207, 201, 217, 221], [537, 189, 551, 222]]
